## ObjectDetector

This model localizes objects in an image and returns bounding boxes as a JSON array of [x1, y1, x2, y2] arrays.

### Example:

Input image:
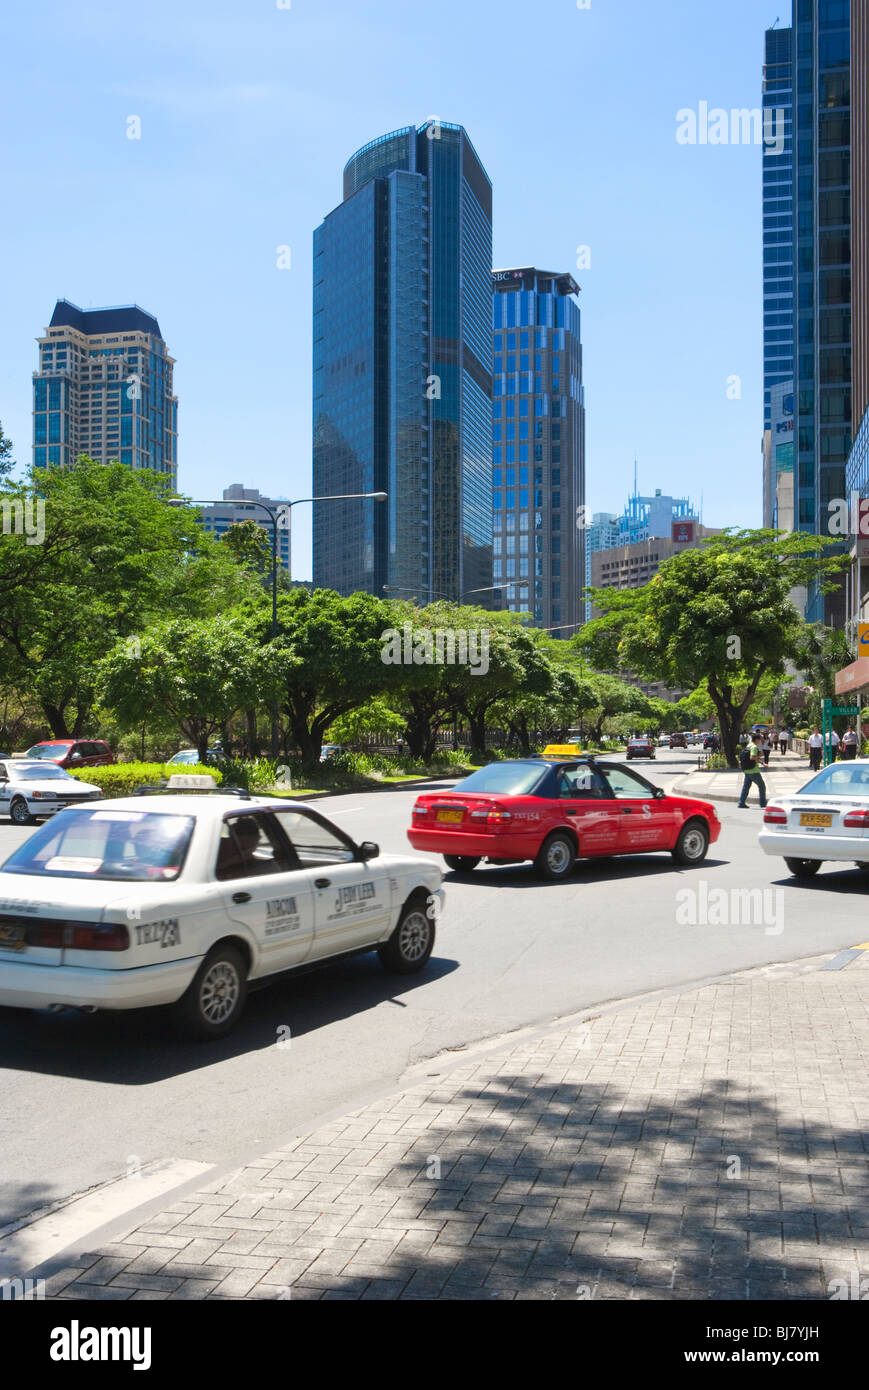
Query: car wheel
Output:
[[10, 798, 34, 827], [857, 862, 869, 872], [534, 831, 576, 881], [444, 855, 481, 873], [784, 857, 822, 878], [172, 944, 248, 1041], [671, 819, 709, 866], [378, 893, 435, 974]]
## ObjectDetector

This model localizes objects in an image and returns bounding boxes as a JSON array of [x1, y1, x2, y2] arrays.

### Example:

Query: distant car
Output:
[[669, 733, 688, 750], [759, 760, 869, 878], [320, 744, 348, 762], [0, 759, 103, 826], [408, 756, 721, 880], [0, 781, 443, 1039], [167, 749, 221, 767], [702, 733, 718, 750], [657, 735, 670, 748], [626, 736, 655, 760], [23, 740, 115, 770]]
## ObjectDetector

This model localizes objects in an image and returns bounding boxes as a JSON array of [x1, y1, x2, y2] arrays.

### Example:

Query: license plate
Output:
[[436, 810, 464, 824], [0, 923, 26, 952], [800, 813, 832, 828]]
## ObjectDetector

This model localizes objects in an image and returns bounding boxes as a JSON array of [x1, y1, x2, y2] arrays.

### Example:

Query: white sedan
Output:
[[759, 759, 869, 878], [0, 759, 103, 825], [0, 779, 444, 1039]]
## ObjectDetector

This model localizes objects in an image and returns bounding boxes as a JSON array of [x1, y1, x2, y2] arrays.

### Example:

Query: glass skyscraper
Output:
[[762, 21, 795, 497], [792, 0, 852, 622], [33, 300, 177, 483], [312, 121, 493, 601], [491, 269, 585, 635]]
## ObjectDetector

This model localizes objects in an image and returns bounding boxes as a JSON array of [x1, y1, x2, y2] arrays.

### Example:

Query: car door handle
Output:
[[564, 809, 580, 816], [232, 891, 251, 904], [315, 878, 331, 889], [622, 808, 634, 814]]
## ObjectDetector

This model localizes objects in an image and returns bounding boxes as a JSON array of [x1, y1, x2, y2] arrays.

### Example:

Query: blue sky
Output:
[[0, 0, 785, 578]]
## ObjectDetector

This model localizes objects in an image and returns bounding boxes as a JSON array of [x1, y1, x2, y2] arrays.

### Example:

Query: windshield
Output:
[[1, 809, 196, 880], [453, 763, 547, 797], [24, 744, 72, 759], [799, 764, 869, 797], [14, 764, 72, 780]]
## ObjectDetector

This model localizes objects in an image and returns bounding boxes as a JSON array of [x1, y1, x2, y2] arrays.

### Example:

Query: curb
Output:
[[288, 773, 461, 802]]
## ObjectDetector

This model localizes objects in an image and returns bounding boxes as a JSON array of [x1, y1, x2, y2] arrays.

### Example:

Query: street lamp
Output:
[[382, 583, 509, 603], [169, 491, 387, 758]]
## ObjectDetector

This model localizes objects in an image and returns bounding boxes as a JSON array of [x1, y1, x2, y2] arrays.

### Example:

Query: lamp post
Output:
[[169, 491, 387, 759], [382, 583, 509, 603]]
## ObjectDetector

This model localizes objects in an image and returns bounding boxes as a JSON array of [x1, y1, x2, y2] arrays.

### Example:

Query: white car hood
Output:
[[9, 775, 101, 794]]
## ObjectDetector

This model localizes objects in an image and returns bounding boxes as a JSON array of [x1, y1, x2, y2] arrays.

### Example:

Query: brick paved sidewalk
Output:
[[44, 951, 869, 1302]]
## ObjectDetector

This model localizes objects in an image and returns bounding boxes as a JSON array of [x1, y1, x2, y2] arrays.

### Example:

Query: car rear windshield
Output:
[[0, 809, 196, 880], [799, 765, 869, 797], [452, 764, 548, 797], [24, 744, 72, 758]]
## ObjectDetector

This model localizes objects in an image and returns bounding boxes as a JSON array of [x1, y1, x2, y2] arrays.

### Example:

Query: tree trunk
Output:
[[245, 708, 260, 759], [467, 711, 487, 761], [41, 702, 70, 738]]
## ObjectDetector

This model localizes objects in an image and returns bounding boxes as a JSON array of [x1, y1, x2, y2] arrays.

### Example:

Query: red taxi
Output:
[[407, 755, 721, 880]]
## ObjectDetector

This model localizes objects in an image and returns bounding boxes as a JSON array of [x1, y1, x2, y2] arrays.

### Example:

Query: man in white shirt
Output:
[[828, 728, 841, 762], [808, 727, 823, 772], [842, 726, 859, 761]]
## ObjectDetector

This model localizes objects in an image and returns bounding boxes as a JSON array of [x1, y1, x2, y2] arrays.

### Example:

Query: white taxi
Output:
[[759, 759, 869, 878], [0, 779, 444, 1039], [0, 759, 103, 825]]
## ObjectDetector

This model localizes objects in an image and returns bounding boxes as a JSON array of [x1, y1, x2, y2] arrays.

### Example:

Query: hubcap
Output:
[[11, 802, 28, 823], [398, 910, 431, 962], [199, 961, 240, 1025], [682, 828, 706, 859], [547, 839, 571, 873]]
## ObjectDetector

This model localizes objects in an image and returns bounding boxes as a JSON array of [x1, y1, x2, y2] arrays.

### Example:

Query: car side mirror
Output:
[[357, 841, 379, 862], [654, 787, 666, 799]]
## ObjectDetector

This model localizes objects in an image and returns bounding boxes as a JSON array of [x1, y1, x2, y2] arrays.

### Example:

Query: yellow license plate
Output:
[[800, 813, 832, 828], [436, 810, 464, 824], [0, 924, 26, 951]]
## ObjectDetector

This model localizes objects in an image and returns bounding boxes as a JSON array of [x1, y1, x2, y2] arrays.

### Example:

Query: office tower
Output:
[[197, 486, 292, 573], [584, 512, 620, 621], [33, 300, 177, 484], [763, 380, 797, 530], [491, 268, 585, 635], [762, 21, 796, 470], [845, 0, 869, 636], [313, 121, 493, 602], [792, 0, 852, 623]]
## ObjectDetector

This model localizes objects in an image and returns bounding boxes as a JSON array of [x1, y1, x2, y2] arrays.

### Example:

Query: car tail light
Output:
[[763, 806, 788, 825], [843, 809, 869, 828], [470, 808, 513, 826], [411, 803, 428, 818], [67, 923, 130, 951], [26, 921, 66, 948]]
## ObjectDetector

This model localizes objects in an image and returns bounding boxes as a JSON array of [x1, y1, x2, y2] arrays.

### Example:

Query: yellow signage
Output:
[[858, 623, 869, 653], [542, 745, 582, 758]]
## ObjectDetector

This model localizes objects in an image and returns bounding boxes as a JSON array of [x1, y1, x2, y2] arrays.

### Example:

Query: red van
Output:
[[23, 739, 116, 770]]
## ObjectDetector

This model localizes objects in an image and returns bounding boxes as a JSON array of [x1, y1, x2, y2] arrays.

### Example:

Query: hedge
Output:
[[68, 763, 222, 798]]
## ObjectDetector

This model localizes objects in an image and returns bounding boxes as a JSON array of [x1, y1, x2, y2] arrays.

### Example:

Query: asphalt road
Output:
[[1, 748, 866, 1230]]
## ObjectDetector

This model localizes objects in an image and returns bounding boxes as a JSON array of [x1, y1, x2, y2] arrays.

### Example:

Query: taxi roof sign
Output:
[[541, 745, 583, 759], [166, 773, 218, 789]]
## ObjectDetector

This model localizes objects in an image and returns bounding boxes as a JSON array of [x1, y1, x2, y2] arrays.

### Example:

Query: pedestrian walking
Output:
[[827, 728, 840, 762], [842, 726, 859, 761], [737, 734, 768, 809], [761, 731, 772, 766], [778, 726, 789, 755], [808, 726, 823, 772]]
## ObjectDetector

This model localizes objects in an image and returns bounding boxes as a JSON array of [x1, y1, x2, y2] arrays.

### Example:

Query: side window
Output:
[[556, 767, 605, 799], [73, 743, 92, 759], [273, 809, 356, 868], [602, 768, 656, 800], [0, 763, 8, 781], [215, 813, 294, 881]]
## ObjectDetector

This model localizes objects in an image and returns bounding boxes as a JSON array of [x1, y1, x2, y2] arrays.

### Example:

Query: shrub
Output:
[[68, 763, 223, 798], [706, 753, 728, 770]]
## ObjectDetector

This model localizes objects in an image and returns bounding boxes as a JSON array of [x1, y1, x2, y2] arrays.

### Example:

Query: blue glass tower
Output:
[[762, 23, 795, 465], [792, 0, 852, 623], [313, 122, 493, 601]]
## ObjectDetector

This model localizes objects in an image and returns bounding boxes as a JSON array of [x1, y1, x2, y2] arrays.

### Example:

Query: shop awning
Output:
[[834, 658, 869, 697]]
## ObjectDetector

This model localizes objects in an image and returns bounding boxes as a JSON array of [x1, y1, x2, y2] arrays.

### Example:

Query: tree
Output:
[[452, 616, 553, 759], [265, 588, 398, 766], [0, 421, 14, 480], [0, 460, 254, 737], [578, 529, 847, 767], [97, 615, 261, 763]]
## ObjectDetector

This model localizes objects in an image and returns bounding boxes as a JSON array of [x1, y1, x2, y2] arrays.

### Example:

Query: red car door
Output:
[[599, 765, 677, 853], [554, 765, 621, 856]]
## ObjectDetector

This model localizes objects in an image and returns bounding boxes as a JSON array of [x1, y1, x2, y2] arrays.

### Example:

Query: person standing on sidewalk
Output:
[[738, 735, 767, 809], [842, 726, 859, 761], [761, 731, 772, 766], [808, 726, 823, 772], [827, 728, 840, 762], [779, 726, 789, 756]]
